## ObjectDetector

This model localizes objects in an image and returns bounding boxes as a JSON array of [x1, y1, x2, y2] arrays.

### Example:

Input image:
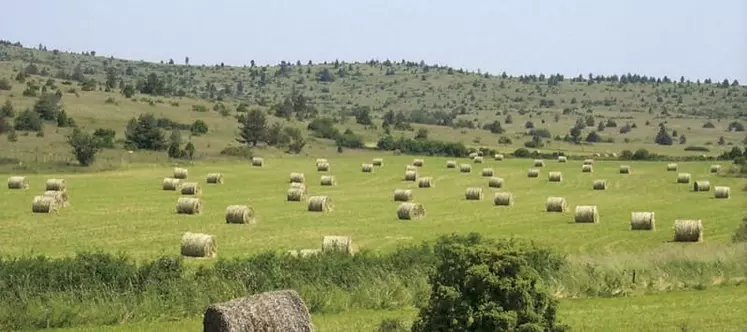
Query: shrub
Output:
[[513, 147, 531, 157], [92, 128, 116, 148], [67, 128, 102, 166], [702, 121, 715, 129], [632, 148, 650, 160], [191, 104, 208, 112], [219, 145, 254, 159], [190, 120, 209, 136], [498, 136, 512, 144], [0, 77, 12, 90], [14, 109, 42, 131], [376, 135, 468, 157], [684, 146, 710, 152]]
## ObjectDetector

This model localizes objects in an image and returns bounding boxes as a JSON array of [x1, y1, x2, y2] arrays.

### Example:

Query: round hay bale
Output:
[[315, 158, 328, 165], [446, 160, 457, 168], [630, 212, 655, 230], [412, 159, 424, 167], [574, 205, 599, 223], [176, 197, 202, 214], [7, 176, 29, 189], [225, 205, 256, 224], [583, 159, 594, 165], [289, 182, 307, 193], [533, 159, 545, 167], [404, 170, 418, 181], [673, 220, 703, 242], [459, 164, 472, 173], [307, 196, 333, 212], [548, 171, 563, 182], [180, 182, 201, 195], [289, 172, 305, 184], [202, 290, 313, 332], [557, 156, 567, 163], [287, 188, 306, 201], [251, 157, 264, 167], [322, 236, 354, 255], [493, 192, 514, 206], [317, 162, 330, 172], [488, 177, 504, 188], [180, 232, 216, 258], [42, 190, 68, 207], [666, 163, 678, 171], [592, 179, 608, 190], [361, 164, 374, 173], [32, 196, 57, 213], [396, 202, 426, 220], [320, 175, 336, 186], [418, 177, 434, 188], [677, 173, 691, 184], [710, 164, 721, 173], [545, 197, 567, 212], [581, 165, 593, 173], [465, 187, 483, 200], [469, 152, 479, 159], [481, 168, 494, 177], [286, 249, 322, 258], [405, 165, 417, 171], [619, 165, 631, 174], [693, 180, 710, 191], [173, 167, 188, 179], [494, 154, 504, 161], [714, 186, 730, 199], [163, 178, 181, 191], [45, 179, 66, 191], [473, 156, 484, 164], [527, 169, 540, 178], [206, 173, 224, 184], [372, 158, 384, 166], [393, 189, 413, 202]]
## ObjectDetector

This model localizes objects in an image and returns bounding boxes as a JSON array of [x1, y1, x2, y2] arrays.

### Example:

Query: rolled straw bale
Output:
[[533, 159, 545, 167], [630, 212, 655, 230], [393, 189, 413, 202], [592, 179, 608, 190], [225, 205, 256, 224], [481, 168, 494, 177], [406, 165, 418, 171], [162, 178, 181, 191], [7, 176, 29, 189], [710, 164, 721, 173], [619, 165, 631, 174], [545, 197, 567, 212], [251, 157, 264, 167], [677, 173, 691, 184], [289, 172, 305, 184], [465, 187, 483, 200], [446, 160, 457, 168], [31, 196, 57, 213], [666, 163, 678, 171], [488, 177, 504, 188], [289, 182, 307, 193], [287, 188, 306, 201], [581, 165, 593, 173], [317, 162, 330, 172], [494, 154, 504, 161], [558, 156, 567, 163], [673, 220, 703, 242], [418, 177, 434, 188], [180, 182, 201, 195], [372, 158, 384, 166], [527, 169, 540, 178], [173, 167, 188, 179], [42, 190, 68, 207], [574, 205, 599, 223], [307, 196, 333, 212], [315, 158, 328, 165], [693, 180, 711, 192], [176, 197, 202, 214], [714, 186, 730, 199], [412, 159, 424, 167], [583, 159, 594, 165], [286, 249, 322, 258], [206, 173, 224, 184], [493, 192, 514, 206], [404, 170, 418, 181], [473, 156, 484, 164], [180, 232, 216, 258], [396, 202, 426, 220], [361, 163, 374, 173], [45, 179, 66, 191], [322, 236, 354, 255], [202, 290, 312, 332], [469, 152, 479, 159], [320, 175, 336, 186], [548, 171, 563, 182], [459, 164, 472, 173]]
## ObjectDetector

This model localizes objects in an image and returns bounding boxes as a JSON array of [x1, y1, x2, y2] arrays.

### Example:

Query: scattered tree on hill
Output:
[[236, 109, 267, 146], [718, 136, 726, 145], [597, 121, 605, 132], [92, 128, 116, 148], [67, 128, 102, 166], [585, 131, 601, 143], [190, 120, 208, 136], [124, 113, 166, 150], [482, 120, 504, 134], [33, 93, 62, 121], [702, 121, 715, 129], [1, 100, 14, 117], [728, 121, 745, 132], [14, 109, 42, 131], [679, 135, 687, 144], [56, 110, 75, 127], [0, 77, 11, 90], [504, 114, 513, 124], [353, 106, 373, 125], [167, 129, 182, 159], [654, 125, 673, 145]]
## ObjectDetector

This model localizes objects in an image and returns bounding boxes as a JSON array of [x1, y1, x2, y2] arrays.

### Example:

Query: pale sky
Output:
[[2, 0, 746, 82]]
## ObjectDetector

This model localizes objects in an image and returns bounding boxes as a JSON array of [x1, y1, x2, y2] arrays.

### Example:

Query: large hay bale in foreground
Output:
[[418, 177, 434, 188], [176, 197, 202, 214], [287, 188, 306, 201], [677, 173, 691, 184], [307, 196, 333, 212], [397, 202, 426, 220], [673, 220, 703, 242], [527, 169, 539, 178], [322, 236, 353, 255], [393, 189, 413, 202], [545, 197, 567, 212], [372, 158, 384, 167], [7, 176, 29, 189], [592, 179, 608, 190], [45, 179, 66, 191], [251, 157, 264, 167], [412, 159, 424, 167], [693, 180, 710, 192], [289, 172, 305, 184], [473, 156, 484, 164], [163, 177, 181, 191], [481, 168, 494, 177], [42, 190, 68, 207], [494, 154, 504, 161], [583, 159, 594, 165], [316, 162, 330, 172], [446, 160, 457, 168], [465, 187, 483, 200], [180, 232, 216, 258], [493, 192, 514, 206], [710, 164, 721, 173], [548, 171, 563, 182], [557, 156, 567, 163], [202, 290, 313, 332], [630, 212, 655, 230], [361, 164, 374, 173], [225, 205, 256, 224], [404, 170, 418, 181], [666, 163, 678, 171], [459, 164, 472, 173], [173, 167, 188, 179], [180, 182, 201, 195], [574, 205, 599, 223], [714, 186, 730, 199], [581, 165, 593, 173], [206, 173, 224, 184], [619, 165, 631, 174], [32, 196, 57, 213], [533, 159, 545, 167], [488, 177, 504, 188], [320, 175, 336, 186]]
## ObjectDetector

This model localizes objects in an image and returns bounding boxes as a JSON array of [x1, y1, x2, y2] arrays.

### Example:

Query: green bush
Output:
[[684, 146, 710, 152]]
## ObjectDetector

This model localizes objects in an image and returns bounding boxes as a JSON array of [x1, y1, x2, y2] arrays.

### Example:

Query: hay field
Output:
[[1, 153, 744, 260]]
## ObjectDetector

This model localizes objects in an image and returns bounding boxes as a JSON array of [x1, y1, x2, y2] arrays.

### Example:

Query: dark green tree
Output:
[[183, 141, 195, 159], [124, 113, 166, 150], [236, 109, 267, 146], [14, 109, 42, 131], [167, 129, 182, 158], [1, 99, 14, 117], [67, 128, 102, 166], [654, 125, 673, 145], [33, 93, 62, 121]]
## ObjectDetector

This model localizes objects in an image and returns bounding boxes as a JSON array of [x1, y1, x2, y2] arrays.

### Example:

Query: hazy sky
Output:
[[2, 0, 746, 82]]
